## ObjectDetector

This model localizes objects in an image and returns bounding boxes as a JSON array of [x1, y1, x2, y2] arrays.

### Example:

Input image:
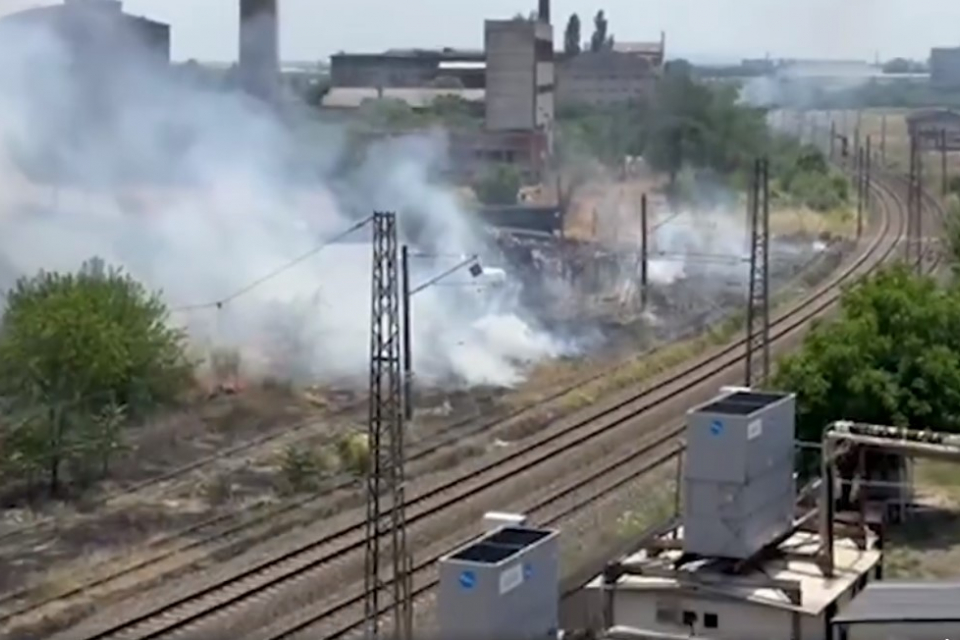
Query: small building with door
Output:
[[584, 527, 880, 640], [830, 580, 960, 640], [905, 108, 960, 150]]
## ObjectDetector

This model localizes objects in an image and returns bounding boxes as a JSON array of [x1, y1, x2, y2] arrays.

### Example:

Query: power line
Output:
[[171, 216, 373, 313]]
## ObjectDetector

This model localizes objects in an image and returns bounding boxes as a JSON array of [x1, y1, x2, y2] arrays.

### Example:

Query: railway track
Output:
[[43, 170, 923, 640], [0, 213, 841, 630]]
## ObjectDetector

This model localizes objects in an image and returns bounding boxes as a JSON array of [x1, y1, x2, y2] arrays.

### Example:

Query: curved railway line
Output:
[[32, 168, 938, 640], [0, 209, 840, 628]]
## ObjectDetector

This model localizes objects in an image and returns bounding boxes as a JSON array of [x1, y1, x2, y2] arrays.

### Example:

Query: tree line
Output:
[[563, 10, 614, 55], [0, 259, 193, 498], [774, 188, 960, 448]]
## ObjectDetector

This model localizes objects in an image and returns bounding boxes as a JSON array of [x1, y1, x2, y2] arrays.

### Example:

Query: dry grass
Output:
[[560, 460, 680, 570], [769, 207, 857, 239], [883, 460, 960, 579]]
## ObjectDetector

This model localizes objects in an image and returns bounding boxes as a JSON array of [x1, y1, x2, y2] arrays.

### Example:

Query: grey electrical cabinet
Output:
[[438, 525, 560, 640], [683, 389, 796, 559]]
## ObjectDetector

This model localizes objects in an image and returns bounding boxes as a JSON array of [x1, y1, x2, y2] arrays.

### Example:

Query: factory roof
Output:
[[0, 0, 167, 28], [832, 580, 960, 624], [906, 108, 960, 124], [321, 87, 484, 109], [613, 41, 664, 55], [589, 527, 880, 616], [331, 48, 485, 62]]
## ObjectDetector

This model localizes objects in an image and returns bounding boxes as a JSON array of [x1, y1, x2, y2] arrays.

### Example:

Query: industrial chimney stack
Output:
[[238, 0, 280, 103], [538, 0, 550, 24]]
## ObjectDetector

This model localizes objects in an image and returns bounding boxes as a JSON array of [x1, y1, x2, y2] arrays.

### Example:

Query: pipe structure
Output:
[[819, 420, 960, 577]]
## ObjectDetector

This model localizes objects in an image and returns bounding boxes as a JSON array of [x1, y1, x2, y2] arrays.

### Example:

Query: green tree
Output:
[[564, 13, 582, 56], [0, 258, 193, 494], [589, 10, 611, 53], [474, 164, 522, 205], [773, 265, 960, 447]]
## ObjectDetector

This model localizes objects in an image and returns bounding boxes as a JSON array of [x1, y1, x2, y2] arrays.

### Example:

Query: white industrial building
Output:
[[576, 390, 884, 640], [483, 17, 554, 133], [555, 38, 665, 108], [831, 580, 960, 640], [589, 526, 880, 640]]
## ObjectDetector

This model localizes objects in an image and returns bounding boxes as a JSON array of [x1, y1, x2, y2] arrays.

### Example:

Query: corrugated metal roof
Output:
[[321, 87, 484, 109], [833, 581, 960, 623], [906, 108, 960, 124], [613, 41, 663, 55]]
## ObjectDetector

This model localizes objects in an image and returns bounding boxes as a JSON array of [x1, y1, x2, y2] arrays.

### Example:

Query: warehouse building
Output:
[[555, 37, 665, 108], [329, 48, 485, 88], [0, 0, 170, 67], [831, 580, 960, 640], [930, 46, 960, 89]]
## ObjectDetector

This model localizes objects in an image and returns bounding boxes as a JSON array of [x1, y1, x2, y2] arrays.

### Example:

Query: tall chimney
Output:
[[238, 0, 279, 102], [538, 0, 550, 24]]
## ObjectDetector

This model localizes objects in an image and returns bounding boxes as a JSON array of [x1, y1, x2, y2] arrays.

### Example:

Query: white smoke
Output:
[[647, 207, 750, 286], [738, 60, 879, 109], [0, 14, 570, 389]]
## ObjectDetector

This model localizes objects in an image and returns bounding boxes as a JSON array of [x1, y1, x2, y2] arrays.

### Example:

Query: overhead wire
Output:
[[170, 215, 373, 314]]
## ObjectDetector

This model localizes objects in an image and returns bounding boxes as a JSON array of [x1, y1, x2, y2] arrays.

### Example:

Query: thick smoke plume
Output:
[[0, 15, 570, 389]]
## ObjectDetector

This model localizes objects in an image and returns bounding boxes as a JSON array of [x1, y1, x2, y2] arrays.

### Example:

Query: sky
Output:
[[1, 0, 958, 63]]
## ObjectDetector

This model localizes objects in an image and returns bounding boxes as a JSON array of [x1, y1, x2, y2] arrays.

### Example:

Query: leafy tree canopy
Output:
[[773, 264, 960, 447], [0, 258, 193, 494], [564, 13, 582, 56], [589, 10, 614, 52], [474, 163, 522, 205]]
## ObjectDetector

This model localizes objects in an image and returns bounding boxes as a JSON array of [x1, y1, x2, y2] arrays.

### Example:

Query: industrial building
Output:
[[555, 38, 665, 108], [588, 526, 880, 640], [483, 15, 555, 132], [906, 108, 960, 150], [930, 46, 960, 89], [573, 389, 882, 640], [238, 0, 280, 102], [0, 0, 170, 67], [329, 48, 485, 88], [830, 580, 960, 640]]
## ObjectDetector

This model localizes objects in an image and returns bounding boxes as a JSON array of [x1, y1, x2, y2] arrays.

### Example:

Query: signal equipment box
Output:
[[438, 525, 559, 639], [683, 389, 797, 559]]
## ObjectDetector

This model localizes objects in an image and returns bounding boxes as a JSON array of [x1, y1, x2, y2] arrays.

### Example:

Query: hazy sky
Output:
[[2, 0, 958, 63]]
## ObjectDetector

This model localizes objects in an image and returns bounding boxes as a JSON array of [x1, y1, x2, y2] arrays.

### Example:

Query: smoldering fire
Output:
[[0, 16, 576, 389]]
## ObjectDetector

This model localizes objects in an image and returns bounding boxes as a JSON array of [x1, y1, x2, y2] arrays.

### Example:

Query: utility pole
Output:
[[365, 211, 412, 640], [640, 193, 649, 310], [745, 157, 771, 388], [829, 120, 836, 159], [907, 134, 924, 273], [856, 146, 865, 239], [865, 135, 872, 228], [854, 110, 862, 156], [880, 113, 887, 165], [942, 129, 949, 199], [401, 246, 413, 422]]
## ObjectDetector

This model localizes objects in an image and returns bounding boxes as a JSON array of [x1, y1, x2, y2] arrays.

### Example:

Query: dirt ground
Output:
[[884, 460, 960, 578]]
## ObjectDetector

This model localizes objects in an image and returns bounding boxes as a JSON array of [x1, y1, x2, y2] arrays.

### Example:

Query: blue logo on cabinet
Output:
[[710, 419, 724, 436], [459, 570, 477, 590], [523, 563, 533, 580]]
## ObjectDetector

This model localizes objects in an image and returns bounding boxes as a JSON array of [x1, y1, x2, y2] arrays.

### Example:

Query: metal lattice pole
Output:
[[365, 211, 411, 640], [745, 158, 771, 388], [907, 134, 924, 272]]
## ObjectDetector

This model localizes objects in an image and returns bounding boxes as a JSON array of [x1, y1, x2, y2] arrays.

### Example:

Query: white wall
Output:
[[612, 591, 798, 640], [484, 21, 535, 131]]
